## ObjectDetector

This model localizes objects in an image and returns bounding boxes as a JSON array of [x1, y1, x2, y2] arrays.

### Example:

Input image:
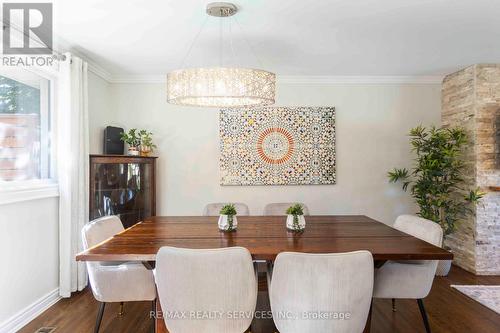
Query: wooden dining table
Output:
[[76, 215, 452, 333]]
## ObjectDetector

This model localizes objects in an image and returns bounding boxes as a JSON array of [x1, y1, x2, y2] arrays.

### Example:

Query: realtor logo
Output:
[[2, 3, 53, 54]]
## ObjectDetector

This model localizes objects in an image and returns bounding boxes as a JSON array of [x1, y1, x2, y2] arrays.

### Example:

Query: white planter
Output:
[[436, 260, 452, 276], [128, 147, 140, 156], [218, 214, 238, 231], [286, 214, 306, 231]]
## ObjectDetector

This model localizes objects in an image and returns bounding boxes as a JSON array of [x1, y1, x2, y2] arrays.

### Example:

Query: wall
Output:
[[0, 197, 59, 331], [88, 72, 113, 154], [100, 82, 441, 225], [442, 64, 500, 275]]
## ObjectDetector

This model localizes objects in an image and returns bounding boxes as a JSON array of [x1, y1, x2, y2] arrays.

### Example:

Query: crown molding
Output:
[[107, 74, 443, 85], [87, 62, 113, 82], [277, 75, 443, 85], [110, 74, 166, 84]]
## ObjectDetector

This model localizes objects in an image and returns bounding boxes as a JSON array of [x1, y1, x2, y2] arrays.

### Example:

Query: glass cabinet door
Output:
[[90, 158, 154, 228]]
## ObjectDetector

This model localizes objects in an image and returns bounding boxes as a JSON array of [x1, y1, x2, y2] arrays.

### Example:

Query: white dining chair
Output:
[[263, 202, 310, 215], [155, 246, 257, 333], [203, 202, 250, 216], [373, 214, 443, 333], [269, 251, 374, 333], [82, 216, 157, 333]]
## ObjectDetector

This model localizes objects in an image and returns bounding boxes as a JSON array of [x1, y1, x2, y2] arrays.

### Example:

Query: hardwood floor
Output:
[[19, 265, 499, 333]]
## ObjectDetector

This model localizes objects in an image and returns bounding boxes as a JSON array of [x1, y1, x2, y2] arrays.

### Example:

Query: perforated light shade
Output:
[[167, 67, 276, 107]]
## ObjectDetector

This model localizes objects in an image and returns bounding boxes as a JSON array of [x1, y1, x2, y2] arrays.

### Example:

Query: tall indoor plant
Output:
[[388, 126, 483, 275]]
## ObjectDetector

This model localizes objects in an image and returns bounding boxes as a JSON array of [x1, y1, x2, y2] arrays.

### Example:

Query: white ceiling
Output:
[[55, 0, 500, 77]]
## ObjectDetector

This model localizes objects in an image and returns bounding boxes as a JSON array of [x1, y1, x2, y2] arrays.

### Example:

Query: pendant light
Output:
[[167, 2, 276, 108]]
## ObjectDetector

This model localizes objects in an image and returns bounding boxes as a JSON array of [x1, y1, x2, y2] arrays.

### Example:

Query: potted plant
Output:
[[120, 128, 141, 156], [218, 204, 238, 231], [388, 126, 484, 276], [286, 203, 306, 232], [139, 130, 157, 157]]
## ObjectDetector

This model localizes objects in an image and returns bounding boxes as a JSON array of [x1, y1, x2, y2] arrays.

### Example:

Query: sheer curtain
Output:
[[58, 53, 89, 297]]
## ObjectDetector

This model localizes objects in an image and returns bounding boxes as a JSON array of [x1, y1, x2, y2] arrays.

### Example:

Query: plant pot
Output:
[[128, 147, 140, 156], [218, 214, 237, 231], [140, 145, 152, 157], [286, 214, 305, 231], [436, 260, 452, 276]]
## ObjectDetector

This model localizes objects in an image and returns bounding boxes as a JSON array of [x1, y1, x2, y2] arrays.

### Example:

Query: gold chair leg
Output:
[[119, 302, 124, 316]]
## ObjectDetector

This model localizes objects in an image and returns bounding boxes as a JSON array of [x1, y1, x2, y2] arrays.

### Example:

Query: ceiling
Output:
[[55, 0, 500, 77]]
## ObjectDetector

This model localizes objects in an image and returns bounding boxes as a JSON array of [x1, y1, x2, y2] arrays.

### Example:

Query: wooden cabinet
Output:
[[89, 154, 157, 228]]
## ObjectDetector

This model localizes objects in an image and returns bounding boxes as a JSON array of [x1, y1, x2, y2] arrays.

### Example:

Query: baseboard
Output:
[[0, 288, 61, 333]]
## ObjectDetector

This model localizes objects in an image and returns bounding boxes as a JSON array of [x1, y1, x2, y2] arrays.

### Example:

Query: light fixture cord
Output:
[[219, 13, 223, 67], [234, 16, 264, 68], [179, 15, 209, 68], [229, 17, 238, 66]]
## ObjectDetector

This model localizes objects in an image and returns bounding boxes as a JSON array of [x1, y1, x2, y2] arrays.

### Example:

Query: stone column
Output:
[[442, 64, 500, 275]]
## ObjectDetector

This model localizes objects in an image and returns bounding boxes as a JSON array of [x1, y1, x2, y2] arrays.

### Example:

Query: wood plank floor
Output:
[[19, 265, 500, 333]]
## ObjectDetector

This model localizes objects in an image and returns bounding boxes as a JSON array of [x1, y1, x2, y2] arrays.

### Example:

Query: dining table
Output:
[[76, 215, 453, 333]]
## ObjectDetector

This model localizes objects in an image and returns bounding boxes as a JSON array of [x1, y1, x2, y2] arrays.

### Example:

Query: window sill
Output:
[[0, 181, 59, 205]]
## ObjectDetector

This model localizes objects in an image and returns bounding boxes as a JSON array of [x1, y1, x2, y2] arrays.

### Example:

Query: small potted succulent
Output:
[[286, 203, 306, 232], [218, 204, 238, 232], [139, 130, 157, 157], [120, 128, 141, 156]]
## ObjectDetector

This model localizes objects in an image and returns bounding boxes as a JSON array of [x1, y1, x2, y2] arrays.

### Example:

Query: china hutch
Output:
[[89, 154, 157, 228]]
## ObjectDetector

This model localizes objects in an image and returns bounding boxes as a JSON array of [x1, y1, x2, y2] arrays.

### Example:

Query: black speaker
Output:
[[103, 126, 124, 155]]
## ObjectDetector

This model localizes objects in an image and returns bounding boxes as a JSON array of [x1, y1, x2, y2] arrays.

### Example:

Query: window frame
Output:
[[0, 65, 59, 205]]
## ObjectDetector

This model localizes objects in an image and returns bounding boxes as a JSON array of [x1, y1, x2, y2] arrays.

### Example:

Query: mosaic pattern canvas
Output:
[[220, 106, 336, 185]]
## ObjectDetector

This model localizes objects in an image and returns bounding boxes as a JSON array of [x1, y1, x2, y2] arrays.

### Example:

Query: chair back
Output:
[[155, 247, 257, 333], [263, 202, 310, 216], [394, 214, 443, 247], [203, 203, 250, 216], [270, 251, 373, 333], [82, 215, 124, 249]]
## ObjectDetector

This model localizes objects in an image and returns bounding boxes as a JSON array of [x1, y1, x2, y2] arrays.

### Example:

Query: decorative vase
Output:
[[128, 147, 140, 156], [140, 145, 152, 157], [436, 260, 452, 276], [218, 214, 237, 231], [286, 214, 305, 231]]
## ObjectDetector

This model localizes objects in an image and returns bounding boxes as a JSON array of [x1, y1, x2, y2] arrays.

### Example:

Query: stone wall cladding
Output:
[[441, 66, 477, 273], [442, 64, 500, 275], [474, 64, 500, 275]]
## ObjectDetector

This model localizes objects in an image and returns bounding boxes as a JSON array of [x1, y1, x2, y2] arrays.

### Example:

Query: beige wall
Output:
[[92, 81, 442, 224], [0, 197, 59, 328], [88, 72, 113, 154]]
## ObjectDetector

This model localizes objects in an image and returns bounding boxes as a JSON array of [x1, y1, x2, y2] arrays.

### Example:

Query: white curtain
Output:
[[58, 53, 89, 297]]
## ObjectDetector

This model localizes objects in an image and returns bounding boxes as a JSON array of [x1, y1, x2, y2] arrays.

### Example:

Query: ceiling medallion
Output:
[[167, 2, 276, 108]]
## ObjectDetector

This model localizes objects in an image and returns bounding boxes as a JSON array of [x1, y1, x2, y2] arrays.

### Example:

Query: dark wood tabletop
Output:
[[76, 215, 453, 262]]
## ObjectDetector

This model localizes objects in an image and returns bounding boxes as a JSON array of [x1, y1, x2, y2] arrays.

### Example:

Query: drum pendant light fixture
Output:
[[167, 2, 276, 108]]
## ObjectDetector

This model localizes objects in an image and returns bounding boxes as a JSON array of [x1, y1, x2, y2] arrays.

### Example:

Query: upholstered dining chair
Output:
[[203, 202, 250, 216], [155, 246, 258, 333], [373, 214, 443, 333], [82, 216, 156, 333], [263, 202, 310, 215], [269, 251, 374, 333]]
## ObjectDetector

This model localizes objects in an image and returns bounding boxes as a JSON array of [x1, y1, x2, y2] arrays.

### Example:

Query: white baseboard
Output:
[[0, 288, 61, 333]]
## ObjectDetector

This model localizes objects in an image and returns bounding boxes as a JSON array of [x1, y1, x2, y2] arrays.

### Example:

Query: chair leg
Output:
[[151, 299, 156, 333], [392, 298, 396, 312], [94, 302, 106, 333], [417, 299, 431, 333], [119, 301, 124, 316]]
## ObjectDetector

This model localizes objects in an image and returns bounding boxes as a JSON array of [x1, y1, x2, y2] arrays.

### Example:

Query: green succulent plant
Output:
[[286, 203, 304, 216], [220, 204, 237, 216]]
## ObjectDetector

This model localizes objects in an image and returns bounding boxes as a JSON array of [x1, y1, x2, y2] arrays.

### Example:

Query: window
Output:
[[0, 68, 52, 182]]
